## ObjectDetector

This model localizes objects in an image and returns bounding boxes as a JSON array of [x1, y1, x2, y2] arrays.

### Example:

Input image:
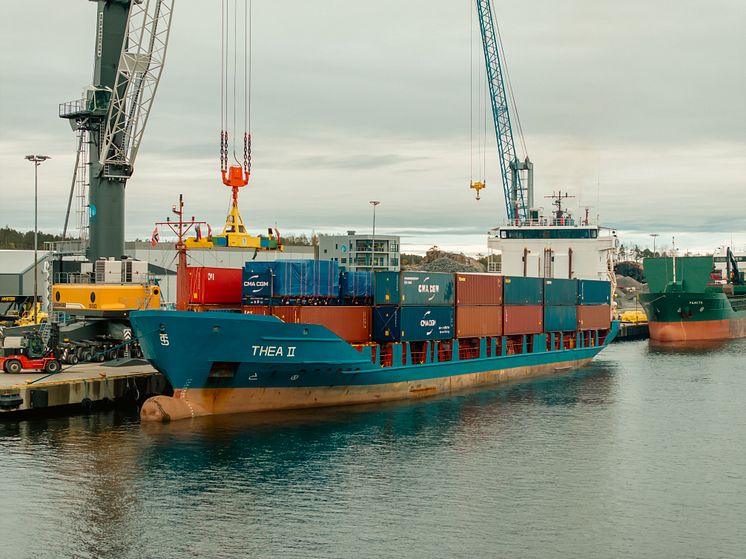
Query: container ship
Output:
[[639, 249, 746, 342], [132, 255, 617, 421]]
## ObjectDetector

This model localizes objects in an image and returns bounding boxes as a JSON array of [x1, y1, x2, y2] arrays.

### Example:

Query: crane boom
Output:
[[475, 0, 530, 223], [100, 0, 175, 178]]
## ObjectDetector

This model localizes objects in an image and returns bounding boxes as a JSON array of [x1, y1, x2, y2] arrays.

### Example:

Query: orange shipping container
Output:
[[503, 305, 543, 335], [455, 273, 503, 306], [272, 306, 372, 343], [456, 306, 503, 338], [188, 267, 242, 305], [576, 305, 611, 331]]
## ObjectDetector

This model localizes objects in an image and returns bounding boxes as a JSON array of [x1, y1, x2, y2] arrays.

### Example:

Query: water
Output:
[[2, 339, 745, 559]]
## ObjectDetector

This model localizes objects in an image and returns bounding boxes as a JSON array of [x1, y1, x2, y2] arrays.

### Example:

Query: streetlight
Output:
[[369, 200, 380, 270], [649, 233, 659, 257], [25, 155, 51, 325]]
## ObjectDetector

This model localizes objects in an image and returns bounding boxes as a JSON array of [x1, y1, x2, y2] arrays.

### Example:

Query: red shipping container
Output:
[[576, 305, 611, 331], [456, 306, 503, 338], [271, 306, 372, 343], [242, 305, 271, 315], [455, 273, 503, 305], [188, 267, 242, 304], [503, 305, 543, 335]]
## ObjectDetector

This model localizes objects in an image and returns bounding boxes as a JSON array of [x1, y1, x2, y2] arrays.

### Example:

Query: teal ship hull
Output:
[[131, 310, 618, 421]]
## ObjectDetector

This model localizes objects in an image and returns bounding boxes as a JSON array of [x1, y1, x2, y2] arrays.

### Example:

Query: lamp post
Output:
[[25, 155, 51, 325], [369, 200, 380, 270], [649, 233, 659, 257]]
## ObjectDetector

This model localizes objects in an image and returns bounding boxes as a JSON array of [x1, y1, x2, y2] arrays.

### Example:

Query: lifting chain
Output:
[[244, 132, 251, 174], [220, 131, 228, 172]]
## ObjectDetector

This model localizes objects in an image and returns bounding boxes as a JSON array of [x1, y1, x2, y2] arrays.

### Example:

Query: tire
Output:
[[96, 353, 105, 363], [82, 352, 92, 362], [5, 360, 22, 374], [44, 359, 61, 374], [68, 354, 79, 365]]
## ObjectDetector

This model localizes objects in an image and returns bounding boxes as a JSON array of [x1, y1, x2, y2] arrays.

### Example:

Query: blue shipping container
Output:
[[543, 278, 578, 306], [340, 271, 373, 299], [543, 305, 577, 332], [241, 269, 273, 300], [374, 271, 401, 305], [400, 272, 455, 306], [503, 276, 543, 305], [373, 306, 454, 343], [272, 260, 340, 298], [577, 279, 611, 305]]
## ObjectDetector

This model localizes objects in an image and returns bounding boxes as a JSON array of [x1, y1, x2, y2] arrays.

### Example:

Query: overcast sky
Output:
[[1, 0, 744, 254]]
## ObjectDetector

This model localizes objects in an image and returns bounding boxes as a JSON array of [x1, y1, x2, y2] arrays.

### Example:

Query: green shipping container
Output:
[[503, 276, 543, 306], [544, 278, 578, 306], [400, 272, 455, 306], [374, 271, 400, 305]]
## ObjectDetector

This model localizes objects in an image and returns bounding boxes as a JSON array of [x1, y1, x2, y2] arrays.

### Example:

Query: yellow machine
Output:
[[621, 310, 648, 323], [15, 303, 48, 326], [52, 284, 160, 316], [185, 192, 282, 251]]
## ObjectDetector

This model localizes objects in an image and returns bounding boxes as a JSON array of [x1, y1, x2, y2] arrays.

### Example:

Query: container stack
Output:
[[503, 276, 544, 335], [339, 271, 374, 305], [577, 279, 612, 330], [373, 271, 455, 342], [454, 273, 503, 338], [543, 278, 578, 333]]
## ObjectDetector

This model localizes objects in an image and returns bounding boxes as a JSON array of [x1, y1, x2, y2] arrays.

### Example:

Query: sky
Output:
[[1, 0, 744, 256]]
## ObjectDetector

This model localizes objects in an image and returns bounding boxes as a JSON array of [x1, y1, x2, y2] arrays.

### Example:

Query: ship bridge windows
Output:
[[499, 228, 598, 240]]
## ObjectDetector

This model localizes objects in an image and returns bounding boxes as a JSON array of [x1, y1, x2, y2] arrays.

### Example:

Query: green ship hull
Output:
[[639, 256, 746, 342]]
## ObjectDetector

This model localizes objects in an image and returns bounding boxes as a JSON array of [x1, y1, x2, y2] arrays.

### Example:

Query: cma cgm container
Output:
[[374, 271, 401, 305], [272, 260, 340, 298], [577, 279, 611, 305], [400, 272, 454, 306], [455, 273, 503, 305], [373, 306, 454, 342], [543, 278, 578, 306], [456, 306, 503, 338], [543, 305, 577, 332], [503, 305, 543, 335], [339, 271, 373, 300], [272, 306, 372, 343], [503, 276, 543, 306], [188, 267, 242, 305], [241, 269, 272, 301], [577, 305, 611, 330]]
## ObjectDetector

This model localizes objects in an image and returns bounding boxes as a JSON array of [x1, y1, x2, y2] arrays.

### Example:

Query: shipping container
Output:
[[455, 273, 503, 305], [400, 272, 454, 306], [339, 271, 374, 299], [188, 267, 242, 305], [241, 305, 271, 315], [543, 278, 578, 306], [543, 305, 577, 332], [271, 260, 340, 298], [270, 305, 371, 343], [374, 271, 400, 305], [503, 276, 543, 306], [577, 305, 611, 330], [241, 269, 273, 300], [373, 306, 454, 343], [299, 306, 372, 343], [503, 305, 543, 335], [577, 279, 611, 305], [455, 305, 503, 338]]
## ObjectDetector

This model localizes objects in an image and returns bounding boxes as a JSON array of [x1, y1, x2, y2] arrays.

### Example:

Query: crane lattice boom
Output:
[[475, 0, 529, 223]]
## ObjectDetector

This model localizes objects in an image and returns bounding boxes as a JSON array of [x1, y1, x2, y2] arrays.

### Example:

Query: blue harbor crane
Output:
[[473, 0, 534, 224]]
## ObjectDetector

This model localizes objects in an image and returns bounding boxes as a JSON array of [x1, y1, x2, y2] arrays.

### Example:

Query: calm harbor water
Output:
[[1, 339, 745, 559]]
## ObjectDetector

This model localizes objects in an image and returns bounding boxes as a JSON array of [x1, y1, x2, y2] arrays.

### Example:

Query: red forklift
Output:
[[0, 331, 61, 374]]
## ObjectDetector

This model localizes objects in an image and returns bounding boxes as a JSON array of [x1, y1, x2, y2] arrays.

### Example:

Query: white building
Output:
[[318, 232, 400, 272]]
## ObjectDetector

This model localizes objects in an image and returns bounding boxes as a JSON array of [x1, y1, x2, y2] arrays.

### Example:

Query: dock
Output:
[[0, 360, 167, 415]]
